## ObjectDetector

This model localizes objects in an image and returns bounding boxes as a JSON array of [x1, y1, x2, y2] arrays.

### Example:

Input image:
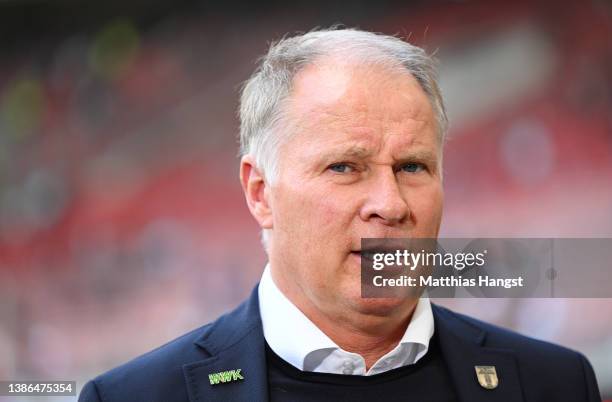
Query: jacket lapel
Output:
[[433, 304, 525, 402], [183, 287, 269, 402], [183, 288, 527, 402]]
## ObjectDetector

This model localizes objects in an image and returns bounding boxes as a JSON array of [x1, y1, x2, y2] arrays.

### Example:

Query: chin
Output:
[[355, 297, 410, 316], [342, 285, 410, 317]]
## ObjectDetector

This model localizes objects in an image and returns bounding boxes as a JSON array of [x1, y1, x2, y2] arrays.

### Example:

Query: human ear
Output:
[[239, 155, 273, 229]]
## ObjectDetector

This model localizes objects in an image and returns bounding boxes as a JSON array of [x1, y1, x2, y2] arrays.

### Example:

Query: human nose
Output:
[[359, 169, 410, 226]]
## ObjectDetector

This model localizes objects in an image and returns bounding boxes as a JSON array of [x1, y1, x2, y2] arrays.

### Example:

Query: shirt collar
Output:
[[258, 263, 434, 375]]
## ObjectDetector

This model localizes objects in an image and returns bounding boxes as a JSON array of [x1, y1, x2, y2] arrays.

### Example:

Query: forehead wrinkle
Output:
[[323, 97, 433, 143], [322, 134, 438, 164], [379, 129, 439, 160], [290, 114, 438, 165], [327, 145, 373, 160], [284, 57, 440, 160], [345, 65, 432, 120], [298, 101, 370, 132], [290, 59, 430, 128]]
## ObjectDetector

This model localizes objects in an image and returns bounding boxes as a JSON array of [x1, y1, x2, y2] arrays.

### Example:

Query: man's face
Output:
[[267, 59, 443, 318]]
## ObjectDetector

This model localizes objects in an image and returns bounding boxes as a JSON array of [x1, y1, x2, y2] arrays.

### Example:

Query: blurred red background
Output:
[[0, 0, 610, 398]]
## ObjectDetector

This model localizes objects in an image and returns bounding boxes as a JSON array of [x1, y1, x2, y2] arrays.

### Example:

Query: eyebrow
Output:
[[336, 146, 372, 159], [317, 147, 439, 166], [316, 146, 373, 164], [395, 150, 439, 166]]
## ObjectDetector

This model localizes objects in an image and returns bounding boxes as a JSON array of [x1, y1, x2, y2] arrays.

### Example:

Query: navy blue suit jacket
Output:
[[79, 286, 601, 402]]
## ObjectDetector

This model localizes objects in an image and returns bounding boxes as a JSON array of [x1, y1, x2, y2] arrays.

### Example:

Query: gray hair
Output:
[[238, 28, 448, 249]]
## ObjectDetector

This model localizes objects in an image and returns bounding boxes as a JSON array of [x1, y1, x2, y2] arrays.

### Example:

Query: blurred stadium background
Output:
[[0, 0, 610, 399]]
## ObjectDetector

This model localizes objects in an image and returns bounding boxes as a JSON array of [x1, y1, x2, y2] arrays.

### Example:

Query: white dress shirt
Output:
[[258, 264, 434, 376]]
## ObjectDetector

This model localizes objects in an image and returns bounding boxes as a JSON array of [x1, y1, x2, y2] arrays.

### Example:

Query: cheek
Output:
[[409, 184, 444, 230], [273, 183, 356, 262], [305, 186, 361, 244], [314, 197, 345, 231], [271, 186, 318, 245], [277, 183, 351, 230]]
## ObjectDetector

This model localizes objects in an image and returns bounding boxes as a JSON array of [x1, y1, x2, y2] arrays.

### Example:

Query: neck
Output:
[[309, 306, 415, 370], [270, 266, 418, 370]]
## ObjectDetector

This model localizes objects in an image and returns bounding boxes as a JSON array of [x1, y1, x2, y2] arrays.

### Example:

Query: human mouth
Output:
[[350, 248, 396, 263]]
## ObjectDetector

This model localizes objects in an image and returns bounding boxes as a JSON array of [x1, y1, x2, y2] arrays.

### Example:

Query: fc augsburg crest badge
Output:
[[475, 365, 498, 389]]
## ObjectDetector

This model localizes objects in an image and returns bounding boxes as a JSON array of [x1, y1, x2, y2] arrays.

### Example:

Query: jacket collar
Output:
[[183, 286, 269, 402], [432, 304, 525, 402], [183, 286, 524, 402]]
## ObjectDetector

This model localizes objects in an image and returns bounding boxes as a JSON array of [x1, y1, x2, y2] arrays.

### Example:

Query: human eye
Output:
[[398, 162, 427, 173], [328, 163, 355, 173]]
